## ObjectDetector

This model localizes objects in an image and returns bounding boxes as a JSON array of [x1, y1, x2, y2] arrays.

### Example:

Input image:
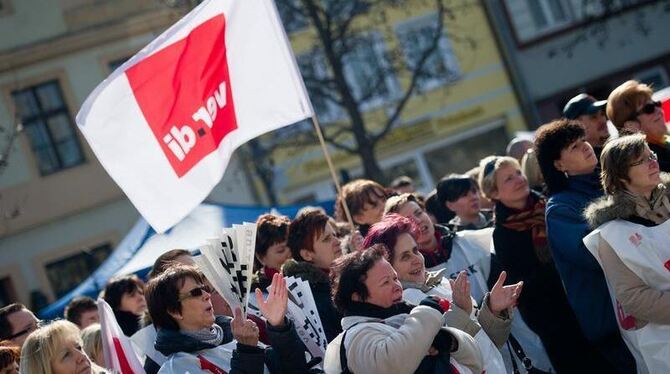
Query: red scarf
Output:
[[501, 195, 551, 263]]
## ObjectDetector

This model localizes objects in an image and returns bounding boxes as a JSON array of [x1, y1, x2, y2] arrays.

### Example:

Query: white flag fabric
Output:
[[98, 298, 146, 374], [77, 0, 313, 232]]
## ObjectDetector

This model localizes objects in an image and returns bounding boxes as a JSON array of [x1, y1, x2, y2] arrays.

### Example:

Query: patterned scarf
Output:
[[646, 134, 670, 151], [501, 195, 552, 263], [182, 323, 225, 347]]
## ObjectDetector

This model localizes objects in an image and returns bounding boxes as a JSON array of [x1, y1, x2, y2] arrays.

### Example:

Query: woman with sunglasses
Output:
[[584, 134, 670, 373], [479, 155, 602, 373], [146, 265, 314, 373], [607, 80, 670, 171]]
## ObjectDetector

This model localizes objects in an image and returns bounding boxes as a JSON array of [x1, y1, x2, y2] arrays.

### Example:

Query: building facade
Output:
[[267, 0, 528, 202], [483, 0, 670, 127], [0, 0, 258, 309]]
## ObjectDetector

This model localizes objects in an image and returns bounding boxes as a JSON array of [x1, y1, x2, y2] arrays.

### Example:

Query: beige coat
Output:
[[585, 179, 670, 327], [323, 305, 482, 374]]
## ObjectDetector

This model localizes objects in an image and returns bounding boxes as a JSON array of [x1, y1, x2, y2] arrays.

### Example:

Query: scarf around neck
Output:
[[344, 301, 413, 319], [181, 323, 225, 347], [500, 193, 551, 263]]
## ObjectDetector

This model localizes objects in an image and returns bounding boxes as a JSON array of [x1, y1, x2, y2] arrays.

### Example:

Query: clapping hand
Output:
[[488, 271, 523, 316], [449, 271, 472, 314], [231, 307, 259, 347], [255, 273, 288, 327], [349, 230, 364, 252]]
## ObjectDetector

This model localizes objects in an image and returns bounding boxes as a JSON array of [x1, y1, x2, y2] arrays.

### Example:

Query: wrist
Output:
[[268, 316, 286, 328]]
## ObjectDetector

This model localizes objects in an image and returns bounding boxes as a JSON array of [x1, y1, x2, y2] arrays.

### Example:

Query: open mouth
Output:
[[408, 268, 422, 276]]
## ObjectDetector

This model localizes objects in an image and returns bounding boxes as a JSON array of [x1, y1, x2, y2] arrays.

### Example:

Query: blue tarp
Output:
[[39, 200, 334, 319]]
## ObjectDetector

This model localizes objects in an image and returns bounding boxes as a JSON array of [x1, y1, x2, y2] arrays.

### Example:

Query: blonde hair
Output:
[[20, 320, 87, 374], [606, 80, 653, 129], [81, 323, 104, 368], [521, 150, 544, 190], [478, 156, 520, 200]]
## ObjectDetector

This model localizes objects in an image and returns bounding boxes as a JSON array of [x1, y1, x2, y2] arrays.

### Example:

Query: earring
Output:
[[563, 171, 569, 178]]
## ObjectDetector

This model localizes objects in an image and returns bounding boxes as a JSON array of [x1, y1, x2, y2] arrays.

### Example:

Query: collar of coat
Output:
[[281, 259, 330, 285], [584, 172, 670, 228], [400, 268, 447, 292]]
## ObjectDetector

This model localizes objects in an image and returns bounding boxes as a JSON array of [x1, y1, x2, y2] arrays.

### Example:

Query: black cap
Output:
[[562, 93, 607, 119]]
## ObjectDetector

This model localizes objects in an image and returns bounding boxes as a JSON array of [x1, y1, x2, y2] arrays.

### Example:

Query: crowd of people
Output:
[[0, 79, 668, 373]]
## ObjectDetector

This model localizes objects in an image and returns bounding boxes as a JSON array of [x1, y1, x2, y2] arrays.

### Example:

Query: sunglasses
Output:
[[629, 101, 662, 121], [6, 321, 39, 340], [483, 157, 498, 177], [178, 284, 213, 301]]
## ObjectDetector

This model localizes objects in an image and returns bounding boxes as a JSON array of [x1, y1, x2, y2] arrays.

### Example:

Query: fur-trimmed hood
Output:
[[281, 259, 330, 285], [584, 173, 670, 228]]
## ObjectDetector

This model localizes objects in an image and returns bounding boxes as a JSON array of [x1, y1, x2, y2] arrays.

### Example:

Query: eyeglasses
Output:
[[483, 157, 498, 177], [629, 101, 662, 121], [629, 151, 658, 167], [7, 321, 39, 340], [178, 284, 213, 301]]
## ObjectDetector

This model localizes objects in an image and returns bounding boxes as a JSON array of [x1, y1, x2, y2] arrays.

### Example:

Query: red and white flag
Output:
[[97, 298, 145, 374], [77, 0, 313, 232]]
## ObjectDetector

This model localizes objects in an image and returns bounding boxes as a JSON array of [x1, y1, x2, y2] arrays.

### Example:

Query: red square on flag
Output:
[[126, 15, 237, 177]]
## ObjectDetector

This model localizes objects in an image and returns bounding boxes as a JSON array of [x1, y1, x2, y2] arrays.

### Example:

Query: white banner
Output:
[[77, 0, 313, 232]]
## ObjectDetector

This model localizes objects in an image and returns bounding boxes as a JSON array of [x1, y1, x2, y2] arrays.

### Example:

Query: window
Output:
[[396, 14, 461, 92], [635, 66, 669, 90], [45, 243, 112, 298], [342, 33, 399, 110], [276, 0, 308, 34], [504, 0, 574, 43], [297, 51, 343, 123], [425, 126, 509, 180], [12, 81, 84, 175], [528, 0, 569, 29]]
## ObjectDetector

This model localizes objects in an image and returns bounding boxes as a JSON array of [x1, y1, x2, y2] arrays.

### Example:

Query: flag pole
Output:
[[310, 115, 356, 232]]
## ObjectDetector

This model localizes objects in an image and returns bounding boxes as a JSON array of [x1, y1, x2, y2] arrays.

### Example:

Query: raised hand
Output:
[[255, 273, 288, 327], [488, 271, 523, 316], [448, 271, 472, 314], [349, 230, 364, 252], [231, 307, 259, 346]]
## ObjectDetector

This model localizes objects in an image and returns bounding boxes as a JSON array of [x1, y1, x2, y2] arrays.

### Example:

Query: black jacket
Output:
[[493, 192, 611, 373], [114, 310, 141, 337], [649, 141, 670, 173], [281, 259, 343, 342]]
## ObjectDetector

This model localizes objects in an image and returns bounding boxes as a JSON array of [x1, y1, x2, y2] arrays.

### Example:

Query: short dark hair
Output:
[[255, 214, 290, 269], [534, 119, 586, 196], [436, 174, 478, 204], [330, 244, 387, 314], [145, 265, 205, 330], [102, 275, 144, 311], [148, 249, 192, 279], [424, 189, 453, 224], [287, 208, 330, 262], [363, 214, 418, 263], [0, 304, 26, 340], [64, 297, 98, 327]]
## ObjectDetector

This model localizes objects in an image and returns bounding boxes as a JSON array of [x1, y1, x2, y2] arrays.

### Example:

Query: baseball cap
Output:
[[562, 93, 607, 119]]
